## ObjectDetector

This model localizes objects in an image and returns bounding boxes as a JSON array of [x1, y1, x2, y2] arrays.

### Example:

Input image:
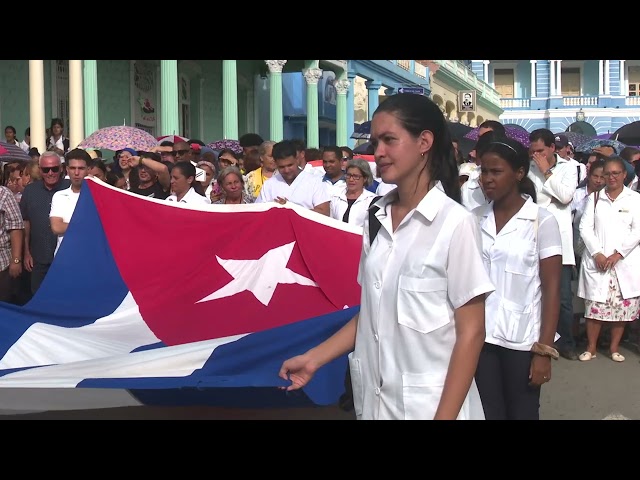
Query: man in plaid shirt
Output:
[[0, 185, 24, 302]]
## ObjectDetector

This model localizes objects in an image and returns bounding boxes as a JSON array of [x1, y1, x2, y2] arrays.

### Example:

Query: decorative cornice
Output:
[[265, 60, 287, 73], [303, 68, 323, 85]]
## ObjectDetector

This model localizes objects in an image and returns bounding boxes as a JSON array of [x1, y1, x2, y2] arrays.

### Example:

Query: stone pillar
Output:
[[28, 60, 46, 154], [335, 79, 350, 147], [68, 60, 84, 149], [604, 60, 610, 95], [347, 71, 357, 148], [365, 80, 382, 120], [160, 60, 180, 136], [556, 60, 562, 97], [483, 60, 490, 84], [530, 60, 537, 98], [620, 60, 626, 96], [303, 67, 322, 148], [83, 60, 99, 136], [266, 60, 287, 142], [550, 60, 556, 96], [598, 60, 604, 95], [222, 60, 239, 140]]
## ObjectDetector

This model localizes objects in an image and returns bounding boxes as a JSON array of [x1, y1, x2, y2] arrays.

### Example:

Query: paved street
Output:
[[1, 344, 638, 420]]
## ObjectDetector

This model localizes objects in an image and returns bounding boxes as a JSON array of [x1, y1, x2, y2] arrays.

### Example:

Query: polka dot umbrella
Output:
[[78, 126, 158, 152]]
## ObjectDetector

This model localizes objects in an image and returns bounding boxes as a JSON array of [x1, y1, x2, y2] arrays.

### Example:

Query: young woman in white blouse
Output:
[[472, 137, 562, 420], [279, 94, 495, 420], [330, 158, 376, 228], [166, 162, 210, 205], [577, 156, 640, 362]]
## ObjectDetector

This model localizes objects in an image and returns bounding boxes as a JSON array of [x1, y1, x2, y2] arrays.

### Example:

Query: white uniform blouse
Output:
[[474, 196, 562, 351], [330, 188, 376, 228], [166, 187, 211, 205], [578, 187, 640, 303], [352, 182, 495, 420]]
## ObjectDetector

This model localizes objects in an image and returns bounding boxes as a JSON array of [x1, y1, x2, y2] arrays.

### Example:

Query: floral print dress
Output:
[[584, 268, 640, 322]]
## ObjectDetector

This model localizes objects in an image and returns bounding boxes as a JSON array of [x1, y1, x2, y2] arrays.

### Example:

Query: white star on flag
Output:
[[196, 242, 318, 307]]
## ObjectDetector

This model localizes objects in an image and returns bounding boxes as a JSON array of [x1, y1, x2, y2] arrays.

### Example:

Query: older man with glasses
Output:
[[19, 151, 70, 295]]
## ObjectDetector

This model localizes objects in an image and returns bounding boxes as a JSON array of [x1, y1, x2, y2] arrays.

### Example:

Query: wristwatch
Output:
[[13, 258, 21, 264]]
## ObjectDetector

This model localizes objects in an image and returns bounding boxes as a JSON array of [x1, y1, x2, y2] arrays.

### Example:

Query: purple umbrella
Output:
[[594, 133, 612, 140], [0, 141, 30, 162], [78, 126, 158, 152], [464, 124, 530, 147], [207, 139, 243, 155]]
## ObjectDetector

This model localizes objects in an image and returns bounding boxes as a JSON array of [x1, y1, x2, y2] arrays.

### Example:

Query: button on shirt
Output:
[[256, 170, 330, 210], [352, 181, 495, 420], [20, 179, 71, 265], [49, 187, 81, 256], [474, 196, 562, 351]]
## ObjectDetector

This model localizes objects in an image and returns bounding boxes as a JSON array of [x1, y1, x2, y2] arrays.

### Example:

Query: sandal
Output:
[[611, 352, 625, 362], [579, 351, 597, 361]]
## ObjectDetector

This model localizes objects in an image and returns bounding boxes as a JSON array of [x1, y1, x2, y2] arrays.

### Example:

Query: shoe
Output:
[[611, 352, 625, 362], [558, 347, 579, 361], [579, 351, 597, 361]]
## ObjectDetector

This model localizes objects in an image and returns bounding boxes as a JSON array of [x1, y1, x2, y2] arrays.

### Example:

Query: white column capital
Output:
[[265, 60, 287, 73], [302, 68, 323, 85], [530, 60, 537, 64], [335, 79, 350, 95], [483, 60, 490, 65]]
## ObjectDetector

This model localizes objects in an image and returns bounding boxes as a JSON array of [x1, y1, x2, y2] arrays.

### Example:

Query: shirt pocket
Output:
[[493, 298, 536, 345], [348, 354, 364, 418], [397, 276, 449, 334], [402, 372, 445, 420], [505, 239, 537, 276]]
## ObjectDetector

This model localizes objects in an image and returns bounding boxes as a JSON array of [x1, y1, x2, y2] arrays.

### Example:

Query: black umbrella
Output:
[[353, 141, 374, 155], [611, 121, 640, 146], [447, 121, 473, 140]]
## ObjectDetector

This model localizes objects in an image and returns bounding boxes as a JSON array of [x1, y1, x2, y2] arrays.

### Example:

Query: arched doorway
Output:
[[566, 121, 596, 136]]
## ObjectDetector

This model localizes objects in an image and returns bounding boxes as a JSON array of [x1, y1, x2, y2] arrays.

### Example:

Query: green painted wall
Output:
[[97, 60, 132, 129]]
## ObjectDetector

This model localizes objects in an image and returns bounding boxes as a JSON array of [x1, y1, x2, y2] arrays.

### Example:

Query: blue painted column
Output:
[[365, 80, 382, 120], [303, 67, 323, 148], [346, 71, 357, 148], [160, 60, 180, 136], [335, 79, 350, 146], [266, 60, 287, 142]]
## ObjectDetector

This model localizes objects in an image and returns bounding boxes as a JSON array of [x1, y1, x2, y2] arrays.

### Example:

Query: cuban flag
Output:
[[0, 179, 363, 414]]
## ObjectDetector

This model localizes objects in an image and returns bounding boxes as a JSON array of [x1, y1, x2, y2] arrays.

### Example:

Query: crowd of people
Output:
[[1, 96, 639, 420]]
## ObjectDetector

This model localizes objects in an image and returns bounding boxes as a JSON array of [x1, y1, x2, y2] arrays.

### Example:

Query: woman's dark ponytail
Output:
[[519, 176, 537, 203]]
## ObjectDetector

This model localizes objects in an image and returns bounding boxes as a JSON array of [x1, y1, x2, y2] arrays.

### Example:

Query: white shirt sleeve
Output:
[[311, 178, 331, 207], [255, 180, 269, 203], [537, 211, 563, 260], [446, 213, 495, 309], [49, 191, 65, 219]]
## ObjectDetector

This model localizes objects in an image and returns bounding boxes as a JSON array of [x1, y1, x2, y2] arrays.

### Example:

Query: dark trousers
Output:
[[0, 266, 13, 303], [31, 262, 51, 296], [556, 265, 575, 350], [475, 342, 541, 420]]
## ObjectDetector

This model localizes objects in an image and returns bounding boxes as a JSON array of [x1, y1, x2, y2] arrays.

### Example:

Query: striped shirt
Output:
[[0, 186, 24, 271]]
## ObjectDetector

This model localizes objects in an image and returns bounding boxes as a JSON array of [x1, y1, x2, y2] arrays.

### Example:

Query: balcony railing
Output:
[[563, 96, 598, 107], [387, 60, 427, 79], [626, 96, 640, 106], [500, 98, 530, 109], [432, 60, 501, 107]]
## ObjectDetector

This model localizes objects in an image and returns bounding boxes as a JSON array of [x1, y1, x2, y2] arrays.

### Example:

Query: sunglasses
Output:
[[41, 166, 61, 174], [172, 149, 190, 156]]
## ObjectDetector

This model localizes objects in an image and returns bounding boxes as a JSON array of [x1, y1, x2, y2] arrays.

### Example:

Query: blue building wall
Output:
[[583, 61, 598, 96], [516, 62, 531, 98]]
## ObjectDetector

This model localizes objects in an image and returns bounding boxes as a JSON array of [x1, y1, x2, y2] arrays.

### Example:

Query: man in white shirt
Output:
[[555, 134, 586, 186], [321, 146, 347, 197], [528, 129, 579, 360], [256, 140, 331, 215], [50, 149, 90, 256]]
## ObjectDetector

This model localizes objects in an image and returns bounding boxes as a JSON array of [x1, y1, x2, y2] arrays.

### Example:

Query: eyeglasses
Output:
[[41, 166, 61, 174], [172, 149, 190, 156], [604, 171, 624, 178], [345, 173, 363, 180]]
